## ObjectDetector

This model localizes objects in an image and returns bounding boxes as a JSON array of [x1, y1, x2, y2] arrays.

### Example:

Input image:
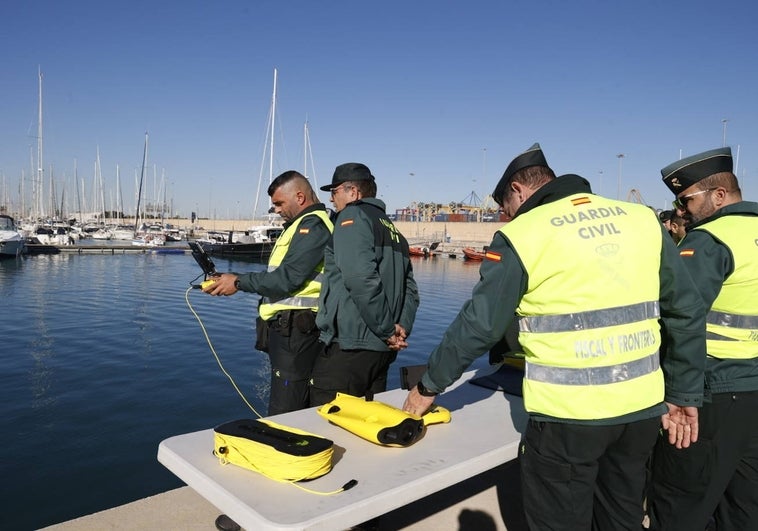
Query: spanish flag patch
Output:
[[340, 219, 354, 227], [485, 250, 502, 262], [572, 197, 591, 206], [299, 228, 310, 234], [680, 248, 695, 257]]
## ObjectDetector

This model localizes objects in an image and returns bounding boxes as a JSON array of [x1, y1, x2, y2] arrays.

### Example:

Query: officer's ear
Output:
[[712, 186, 730, 207], [510, 181, 527, 203]]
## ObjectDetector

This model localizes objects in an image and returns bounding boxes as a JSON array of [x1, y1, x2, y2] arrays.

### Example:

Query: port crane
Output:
[[626, 188, 647, 205]]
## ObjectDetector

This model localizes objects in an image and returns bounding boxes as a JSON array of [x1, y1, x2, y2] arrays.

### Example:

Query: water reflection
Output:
[[2, 251, 484, 528]]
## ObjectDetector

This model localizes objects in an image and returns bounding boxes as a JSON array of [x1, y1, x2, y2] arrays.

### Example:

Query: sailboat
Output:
[[110, 164, 136, 240], [201, 69, 283, 261], [131, 133, 165, 247], [90, 148, 113, 240], [19, 67, 46, 238]]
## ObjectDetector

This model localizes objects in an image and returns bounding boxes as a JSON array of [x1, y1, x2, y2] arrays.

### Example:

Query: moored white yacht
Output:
[[111, 224, 136, 241], [30, 221, 80, 246], [0, 214, 25, 257], [132, 223, 166, 246]]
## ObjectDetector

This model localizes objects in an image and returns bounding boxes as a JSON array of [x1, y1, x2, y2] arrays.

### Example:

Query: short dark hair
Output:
[[512, 165, 556, 187], [698, 171, 741, 196], [268, 171, 306, 196], [497, 166, 555, 206], [349, 178, 377, 198]]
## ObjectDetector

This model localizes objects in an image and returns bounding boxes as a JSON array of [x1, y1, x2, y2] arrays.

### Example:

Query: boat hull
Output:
[[462, 247, 485, 261], [0, 215, 26, 257], [0, 238, 25, 257]]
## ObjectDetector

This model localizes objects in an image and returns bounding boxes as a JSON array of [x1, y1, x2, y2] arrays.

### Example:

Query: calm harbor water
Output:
[[1, 246, 487, 529]]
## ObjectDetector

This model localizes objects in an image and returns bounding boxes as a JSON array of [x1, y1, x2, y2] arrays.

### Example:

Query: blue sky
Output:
[[2, 0, 757, 219]]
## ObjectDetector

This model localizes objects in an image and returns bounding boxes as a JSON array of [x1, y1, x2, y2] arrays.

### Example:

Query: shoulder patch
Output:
[[485, 250, 502, 261], [298, 227, 310, 234], [679, 248, 695, 257], [572, 197, 591, 206], [340, 219, 354, 227]]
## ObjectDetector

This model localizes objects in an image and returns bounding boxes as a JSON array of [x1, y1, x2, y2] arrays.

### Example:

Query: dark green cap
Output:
[[492, 143, 549, 205], [320, 162, 375, 191], [658, 209, 674, 223], [661, 147, 733, 194]]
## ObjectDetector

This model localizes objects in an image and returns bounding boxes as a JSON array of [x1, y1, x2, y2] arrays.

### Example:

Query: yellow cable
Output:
[[215, 439, 346, 495], [186, 287, 358, 496], [185, 286, 264, 418]]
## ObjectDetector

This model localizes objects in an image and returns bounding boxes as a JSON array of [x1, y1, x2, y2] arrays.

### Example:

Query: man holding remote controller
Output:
[[203, 170, 333, 416]]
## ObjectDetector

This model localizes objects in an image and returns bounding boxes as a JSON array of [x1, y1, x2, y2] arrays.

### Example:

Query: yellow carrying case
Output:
[[213, 418, 334, 482], [317, 392, 451, 447]]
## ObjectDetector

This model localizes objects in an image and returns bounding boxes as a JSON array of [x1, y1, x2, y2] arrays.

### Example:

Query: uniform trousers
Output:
[[647, 390, 758, 531], [308, 341, 397, 407], [520, 416, 660, 531], [265, 310, 321, 416]]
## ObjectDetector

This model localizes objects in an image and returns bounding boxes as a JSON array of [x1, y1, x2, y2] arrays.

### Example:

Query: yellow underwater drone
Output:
[[317, 393, 451, 447]]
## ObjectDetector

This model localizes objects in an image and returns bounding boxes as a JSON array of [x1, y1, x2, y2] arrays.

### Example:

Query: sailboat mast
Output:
[[36, 66, 44, 219], [269, 68, 277, 186], [20, 169, 25, 218], [116, 164, 123, 223], [134, 132, 149, 237], [74, 159, 82, 222], [97, 146, 106, 222], [304, 119, 319, 190], [160, 168, 166, 224]]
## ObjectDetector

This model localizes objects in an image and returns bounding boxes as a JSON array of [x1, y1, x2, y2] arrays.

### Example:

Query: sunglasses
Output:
[[673, 188, 714, 211], [330, 184, 352, 197]]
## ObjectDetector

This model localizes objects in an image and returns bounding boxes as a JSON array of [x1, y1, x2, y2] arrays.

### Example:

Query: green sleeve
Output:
[[333, 206, 396, 340], [423, 232, 526, 393], [237, 215, 331, 298], [658, 224, 706, 406], [679, 229, 735, 308]]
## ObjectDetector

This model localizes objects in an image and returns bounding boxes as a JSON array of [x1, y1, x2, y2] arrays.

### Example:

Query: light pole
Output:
[[408, 173, 415, 223], [722, 119, 729, 147], [616, 154, 625, 200], [598, 170, 603, 196]]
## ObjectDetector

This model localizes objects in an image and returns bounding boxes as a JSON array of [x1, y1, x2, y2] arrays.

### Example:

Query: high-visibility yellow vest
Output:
[[259, 210, 333, 321], [693, 215, 758, 359], [501, 193, 665, 420]]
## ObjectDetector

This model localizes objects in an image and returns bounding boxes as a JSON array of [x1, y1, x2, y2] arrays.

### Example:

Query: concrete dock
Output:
[[44, 462, 525, 530]]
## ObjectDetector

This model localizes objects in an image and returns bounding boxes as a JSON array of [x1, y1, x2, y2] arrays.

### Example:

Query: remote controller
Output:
[[201, 277, 218, 290]]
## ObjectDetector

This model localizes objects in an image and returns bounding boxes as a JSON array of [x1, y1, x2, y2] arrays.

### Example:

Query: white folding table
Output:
[[157, 368, 527, 530]]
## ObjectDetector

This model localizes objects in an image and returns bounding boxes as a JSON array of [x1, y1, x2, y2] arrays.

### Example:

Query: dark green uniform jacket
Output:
[[679, 200, 758, 396], [422, 175, 706, 425], [317, 197, 419, 352], [235, 204, 332, 299]]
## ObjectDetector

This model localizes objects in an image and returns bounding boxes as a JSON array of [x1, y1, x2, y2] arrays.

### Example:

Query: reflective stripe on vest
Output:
[[262, 266, 323, 308], [265, 265, 326, 289], [706, 310, 758, 330], [694, 215, 758, 360], [501, 193, 665, 420], [258, 210, 333, 321], [526, 352, 660, 385], [519, 301, 660, 333]]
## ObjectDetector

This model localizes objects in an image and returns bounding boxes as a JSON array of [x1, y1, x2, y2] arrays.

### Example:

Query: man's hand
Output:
[[402, 386, 435, 417], [203, 273, 239, 296], [386, 324, 409, 351], [661, 403, 699, 449]]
